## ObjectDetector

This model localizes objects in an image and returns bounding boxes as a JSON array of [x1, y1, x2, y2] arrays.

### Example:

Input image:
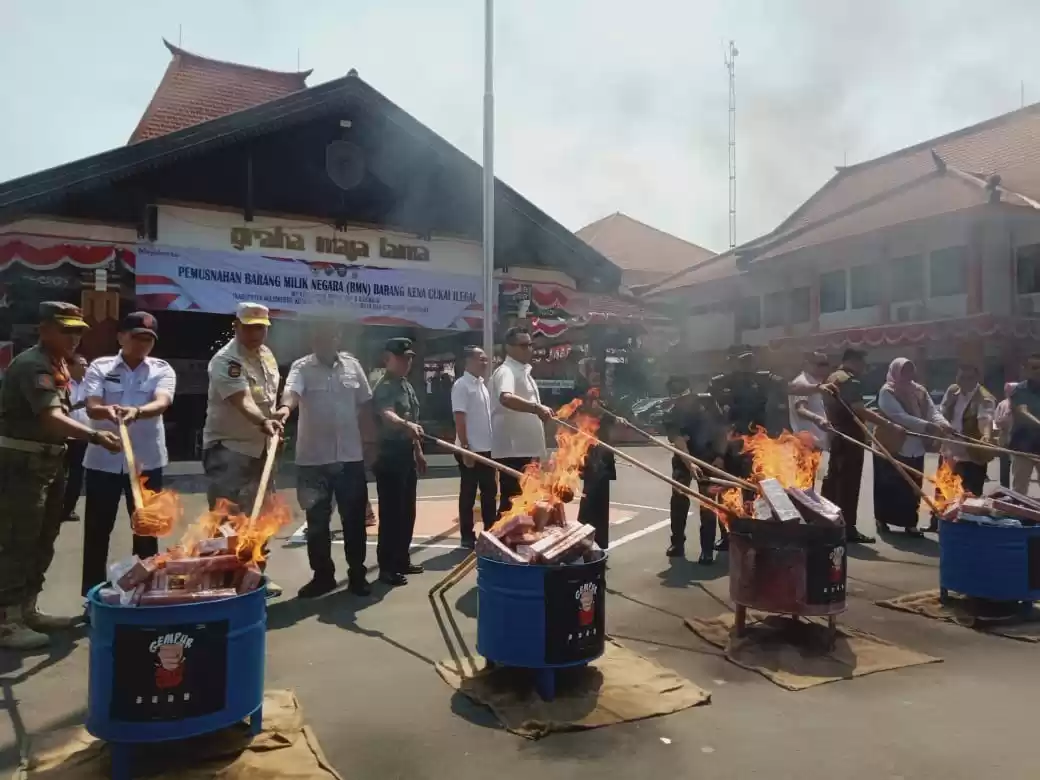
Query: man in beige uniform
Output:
[[202, 302, 285, 596]]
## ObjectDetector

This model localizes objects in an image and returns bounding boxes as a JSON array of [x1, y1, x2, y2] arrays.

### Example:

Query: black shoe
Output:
[[698, 551, 715, 566], [63, 512, 80, 523], [877, 523, 892, 535], [379, 572, 408, 587], [404, 563, 424, 575], [847, 530, 876, 544], [460, 535, 476, 550], [714, 537, 729, 552], [297, 577, 337, 599], [666, 544, 685, 558], [347, 577, 372, 597]]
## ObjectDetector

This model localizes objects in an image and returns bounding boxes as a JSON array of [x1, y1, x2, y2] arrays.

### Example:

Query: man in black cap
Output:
[[707, 347, 787, 550], [664, 376, 728, 564], [81, 312, 177, 596], [371, 337, 426, 586], [0, 302, 121, 650]]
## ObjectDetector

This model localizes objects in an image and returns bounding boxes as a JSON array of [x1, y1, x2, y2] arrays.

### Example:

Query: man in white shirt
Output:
[[789, 351, 834, 452], [202, 302, 285, 596], [60, 354, 90, 523], [939, 363, 996, 497], [278, 322, 374, 598], [490, 326, 554, 514], [81, 312, 176, 596], [451, 346, 494, 547]]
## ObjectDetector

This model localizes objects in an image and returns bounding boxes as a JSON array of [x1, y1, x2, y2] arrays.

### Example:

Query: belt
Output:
[[0, 436, 66, 456]]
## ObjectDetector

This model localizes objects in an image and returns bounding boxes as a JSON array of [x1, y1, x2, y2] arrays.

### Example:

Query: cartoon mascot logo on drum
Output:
[[576, 582, 598, 627], [149, 632, 195, 690], [829, 546, 846, 583]]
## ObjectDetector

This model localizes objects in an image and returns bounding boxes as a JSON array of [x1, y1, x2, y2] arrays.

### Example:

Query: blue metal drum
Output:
[[476, 552, 606, 700], [86, 584, 267, 778], [939, 520, 1040, 603]]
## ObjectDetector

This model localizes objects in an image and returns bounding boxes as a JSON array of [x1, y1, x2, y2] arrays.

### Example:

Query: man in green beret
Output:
[[0, 302, 121, 649]]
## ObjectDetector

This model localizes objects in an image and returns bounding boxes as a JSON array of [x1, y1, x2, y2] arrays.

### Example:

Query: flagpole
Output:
[[481, 0, 495, 362]]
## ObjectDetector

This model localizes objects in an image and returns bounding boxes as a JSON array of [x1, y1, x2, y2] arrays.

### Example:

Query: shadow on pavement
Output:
[[655, 555, 727, 589], [265, 582, 386, 631], [421, 547, 470, 573]]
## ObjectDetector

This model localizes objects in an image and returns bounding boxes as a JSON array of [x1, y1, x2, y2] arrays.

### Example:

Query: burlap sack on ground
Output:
[[877, 589, 1040, 642], [15, 689, 341, 780], [435, 639, 710, 739], [685, 612, 941, 691]]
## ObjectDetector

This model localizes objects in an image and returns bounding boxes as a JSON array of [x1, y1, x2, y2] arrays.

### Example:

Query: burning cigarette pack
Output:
[[759, 479, 804, 523], [476, 519, 599, 566], [786, 488, 844, 527], [475, 531, 528, 564]]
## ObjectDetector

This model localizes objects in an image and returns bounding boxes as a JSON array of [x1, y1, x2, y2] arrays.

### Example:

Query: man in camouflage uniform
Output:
[[708, 348, 787, 550], [202, 302, 285, 597], [0, 302, 121, 649]]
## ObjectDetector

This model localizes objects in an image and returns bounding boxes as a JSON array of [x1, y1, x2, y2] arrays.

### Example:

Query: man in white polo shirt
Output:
[[278, 321, 374, 598], [490, 326, 554, 514], [81, 312, 176, 596], [789, 351, 834, 451], [451, 346, 494, 547]]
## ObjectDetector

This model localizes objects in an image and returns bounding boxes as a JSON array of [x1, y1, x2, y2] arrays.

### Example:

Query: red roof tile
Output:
[[576, 212, 716, 287], [129, 40, 311, 144]]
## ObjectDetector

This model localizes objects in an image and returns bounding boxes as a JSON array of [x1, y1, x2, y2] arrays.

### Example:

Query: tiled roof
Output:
[[576, 212, 715, 286], [128, 39, 311, 144], [643, 103, 1040, 297]]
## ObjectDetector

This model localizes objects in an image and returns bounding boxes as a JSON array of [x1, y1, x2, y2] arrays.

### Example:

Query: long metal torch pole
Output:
[[481, 0, 496, 360]]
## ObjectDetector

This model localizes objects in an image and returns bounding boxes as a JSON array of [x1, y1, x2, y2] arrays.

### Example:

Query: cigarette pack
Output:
[[532, 501, 555, 530], [97, 587, 123, 605], [787, 488, 843, 526], [989, 488, 1040, 511], [490, 514, 535, 539], [760, 479, 803, 523], [753, 497, 775, 521], [960, 497, 994, 516], [138, 588, 237, 606], [475, 531, 527, 564], [526, 526, 568, 557], [115, 556, 158, 590], [541, 524, 596, 564], [162, 554, 242, 576], [992, 499, 1040, 524], [237, 564, 263, 593], [196, 536, 233, 556]]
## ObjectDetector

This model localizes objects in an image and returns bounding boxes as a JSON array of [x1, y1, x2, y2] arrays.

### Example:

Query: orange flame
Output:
[[716, 488, 743, 529], [171, 495, 293, 565], [130, 475, 184, 537], [934, 459, 968, 511], [740, 427, 820, 490]]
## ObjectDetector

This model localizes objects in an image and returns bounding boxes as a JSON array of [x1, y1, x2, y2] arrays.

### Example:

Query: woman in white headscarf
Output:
[[875, 358, 952, 536]]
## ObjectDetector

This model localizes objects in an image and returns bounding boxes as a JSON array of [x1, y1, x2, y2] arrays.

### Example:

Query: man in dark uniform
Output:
[[0, 303, 121, 650], [372, 337, 426, 587], [707, 348, 787, 550], [576, 358, 616, 550], [819, 347, 891, 544], [664, 377, 728, 564]]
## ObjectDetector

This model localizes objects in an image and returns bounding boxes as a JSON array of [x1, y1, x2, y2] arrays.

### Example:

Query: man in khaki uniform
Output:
[[202, 302, 284, 596], [0, 302, 121, 649]]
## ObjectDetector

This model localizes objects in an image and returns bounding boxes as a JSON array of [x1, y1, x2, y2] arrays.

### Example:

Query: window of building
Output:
[[819, 269, 847, 313], [889, 254, 925, 302], [789, 286, 811, 324], [929, 246, 968, 297], [1016, 244, 1040, 295], [763, 291, 787, 328], [736, 296, 761, 331], [850, 264, 882, 309]]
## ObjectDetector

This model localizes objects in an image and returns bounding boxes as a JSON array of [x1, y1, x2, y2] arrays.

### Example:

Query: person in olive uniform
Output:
[[707, 348, 787, 550], [664, 377, 728, 564], [372, 337, 427, 587], [575, 358, 616, 550], [0, 302, 121, 650]]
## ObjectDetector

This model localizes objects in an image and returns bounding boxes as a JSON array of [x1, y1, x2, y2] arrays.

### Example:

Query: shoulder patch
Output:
[[35, 373, 55, 390], [227, 360, 242, 379]]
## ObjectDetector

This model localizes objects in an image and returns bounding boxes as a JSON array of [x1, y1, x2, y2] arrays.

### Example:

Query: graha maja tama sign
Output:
[[229, 226, 431, 263]]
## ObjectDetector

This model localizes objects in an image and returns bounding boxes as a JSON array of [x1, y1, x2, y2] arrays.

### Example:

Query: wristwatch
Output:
[[88, 430, 102, 445]]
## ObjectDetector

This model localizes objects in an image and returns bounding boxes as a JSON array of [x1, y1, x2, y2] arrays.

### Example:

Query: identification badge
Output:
[[35, 374, 54, 390], [227, 361, 242, 379]]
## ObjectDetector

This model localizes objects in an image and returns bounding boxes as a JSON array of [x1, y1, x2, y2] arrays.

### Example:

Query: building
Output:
[[642, 103, 1040, 392], [0, 41, 630, 457]]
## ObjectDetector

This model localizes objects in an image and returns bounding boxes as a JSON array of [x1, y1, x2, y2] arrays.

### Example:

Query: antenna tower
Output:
[[724, 40, 738, 249]]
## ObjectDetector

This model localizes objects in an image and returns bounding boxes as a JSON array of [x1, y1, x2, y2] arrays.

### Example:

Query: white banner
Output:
[[136, 245, 488, 331]]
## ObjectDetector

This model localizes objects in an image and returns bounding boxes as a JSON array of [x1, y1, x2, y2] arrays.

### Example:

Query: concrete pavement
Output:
[[3, 448, 1039, 779]]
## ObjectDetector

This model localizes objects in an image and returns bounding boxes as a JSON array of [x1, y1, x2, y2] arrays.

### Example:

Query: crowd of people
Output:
[[2, 296, 1037, 652]]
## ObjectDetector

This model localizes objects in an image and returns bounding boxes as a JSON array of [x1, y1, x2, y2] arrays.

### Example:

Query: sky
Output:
[[3, 0, 1039, 253]]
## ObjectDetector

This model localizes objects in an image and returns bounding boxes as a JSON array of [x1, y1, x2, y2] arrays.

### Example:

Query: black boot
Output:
[[666, 543, 686, 558], [298, 575, 337, 599], [698, 550, 715, 565]]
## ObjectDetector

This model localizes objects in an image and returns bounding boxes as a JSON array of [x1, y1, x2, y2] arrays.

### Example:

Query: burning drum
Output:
[[728, 516, 847, 618]]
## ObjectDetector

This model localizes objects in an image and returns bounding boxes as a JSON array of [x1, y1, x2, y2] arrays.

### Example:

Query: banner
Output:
[[136, 245, 488, 331]]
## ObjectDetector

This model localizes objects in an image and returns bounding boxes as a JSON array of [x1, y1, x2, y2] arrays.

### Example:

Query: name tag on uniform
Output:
[[104, 373, 121, 383]]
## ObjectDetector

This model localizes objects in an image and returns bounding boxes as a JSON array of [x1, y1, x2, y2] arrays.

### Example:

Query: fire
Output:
[[934, 459, 968, 511], [716, 488, 743, 529], [740, 427, 820, 490], [130, 475, 184, 537]]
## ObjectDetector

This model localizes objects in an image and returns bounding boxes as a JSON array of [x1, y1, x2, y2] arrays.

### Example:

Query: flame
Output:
[[130, 475, 184, 537], [934, 459, 968, 511], [169, 495, 292, 565], [716, 488, 743, 529], [490, 398, 601, 531], [740, 427, 820, 490]]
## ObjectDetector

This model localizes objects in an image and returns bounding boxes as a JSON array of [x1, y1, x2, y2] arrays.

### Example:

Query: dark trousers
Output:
[[62, 440, 87, 520], [497, 457, 536, 515], [82, 468, 161, 596], [297, 461, 368, 581], [578, 477, 611, 549], [999, 455, 1011, 488], [455, 452, 497, 538], [874, 454, 925, 529], [202, 443, 272, 571], [375, 459, 418, 574], [953, 460, 988, 497], [669, 458, 718, 553], [820, 436, 864, 530]]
